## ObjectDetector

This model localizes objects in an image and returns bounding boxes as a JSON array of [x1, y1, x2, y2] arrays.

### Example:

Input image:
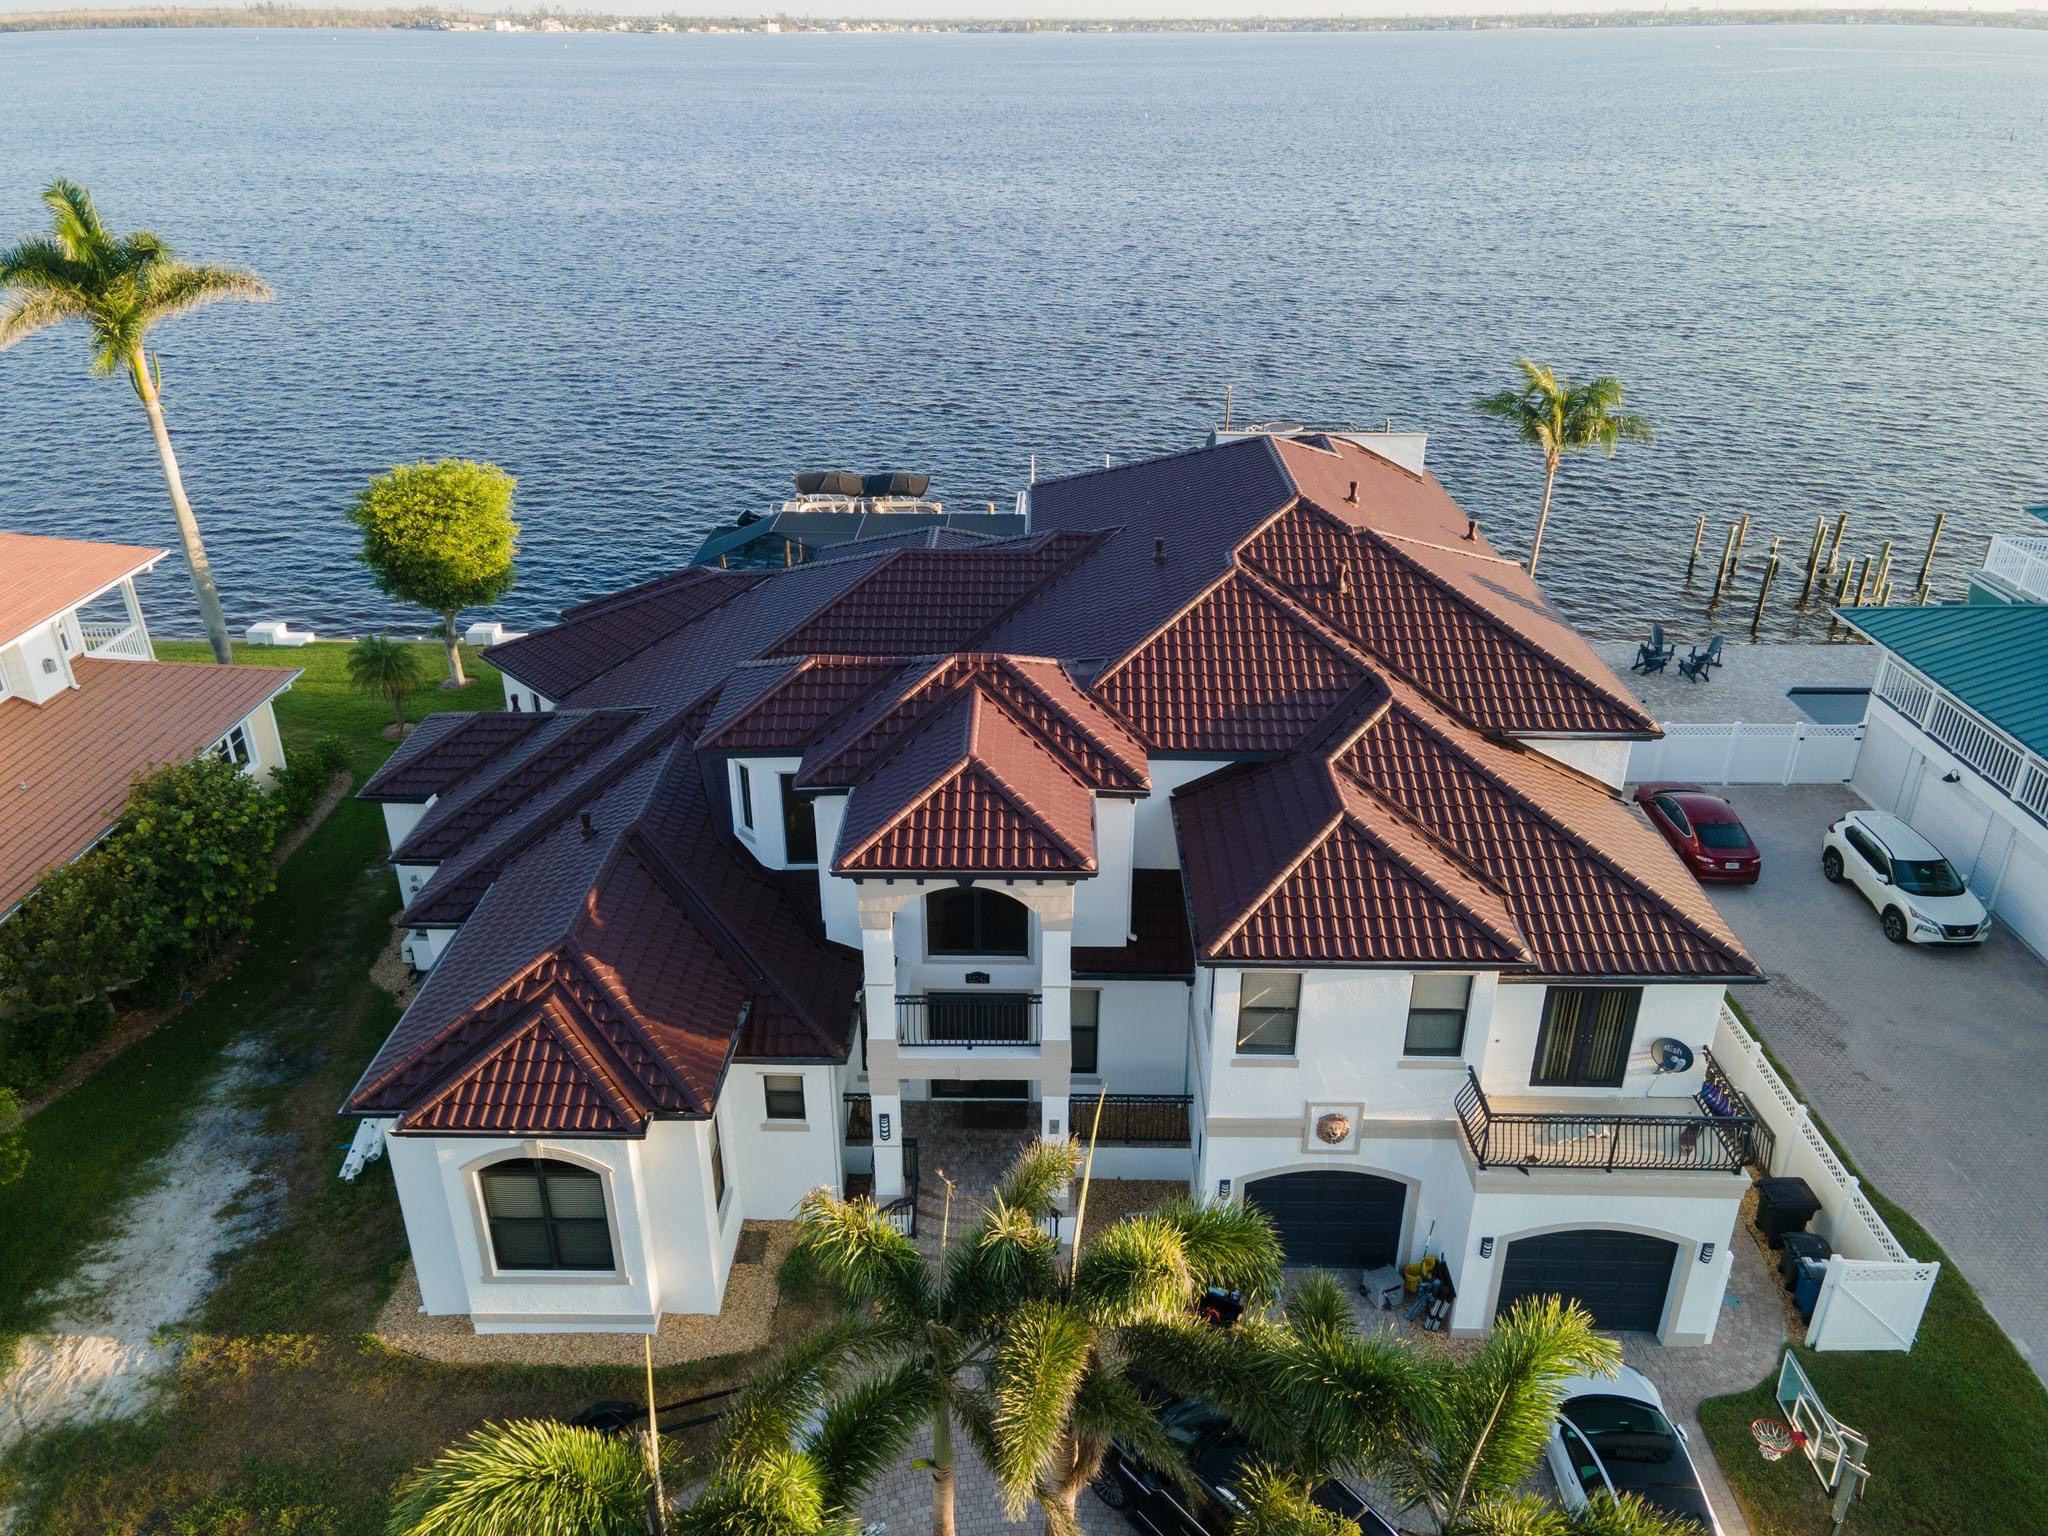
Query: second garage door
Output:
[[1495, 1230, 1678, 1333], [1244, 1170, 1406, 1269]]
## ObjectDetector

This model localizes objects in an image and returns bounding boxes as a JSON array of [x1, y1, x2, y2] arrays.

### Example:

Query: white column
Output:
[[120, 577, 153, 659], [872, 1090, 906, 1205], [857, 891, 908, 1203]]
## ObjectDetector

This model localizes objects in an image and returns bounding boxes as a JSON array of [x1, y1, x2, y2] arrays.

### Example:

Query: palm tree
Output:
[[0, 179, 272, 664], [1143, 1273, 1683, 1536], [1473, 359, 1654, 578], [387, 1320, 926, 1536], [347, 634, 428, 738]]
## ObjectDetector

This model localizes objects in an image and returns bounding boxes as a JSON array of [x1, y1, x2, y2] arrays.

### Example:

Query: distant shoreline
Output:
[[4, 6, 2046, 38]]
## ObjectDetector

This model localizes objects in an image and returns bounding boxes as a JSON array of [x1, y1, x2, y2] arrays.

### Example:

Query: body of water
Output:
[[1, 24, 2044, 643]]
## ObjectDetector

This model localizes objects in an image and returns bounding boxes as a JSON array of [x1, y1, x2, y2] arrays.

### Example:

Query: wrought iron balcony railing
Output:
[[896, 992, 1041, 1048]]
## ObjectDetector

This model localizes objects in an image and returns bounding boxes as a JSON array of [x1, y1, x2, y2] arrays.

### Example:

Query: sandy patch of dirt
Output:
[[0, 1037, 290, 1454], [372, 1221, 797, 1368], [368, 928, 418, 1008]]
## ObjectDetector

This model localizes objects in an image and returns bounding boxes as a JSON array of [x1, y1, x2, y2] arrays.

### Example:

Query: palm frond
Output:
[[1152, 1195, 1284, 1304], [0, 234, 91, 295], [1230, 1463, 1364, 1536], [1070, 1369, 1201, 1500], [0, 288, 88, 351], [994, 1136, 1080, 1214], [1563, 1491, 1709, 1536], [984, 1299, 1096, 1517], [805, 1360, 937, 1511], [139, 258, 274, 322], [39, 178, 108, 260], [1261, 1315, 1435, 1482], [1460, 1491, 1569, 1536], [1280, 1269, 1355, 1342], [944, 1196, 1057, 1330], [676, 1445, 831, 1536], [714, 1316, 869, 1468], [794, 1187, 934, 1327], [1070, 1214, 1191, 1325], [385, 1418, 648, 1536]]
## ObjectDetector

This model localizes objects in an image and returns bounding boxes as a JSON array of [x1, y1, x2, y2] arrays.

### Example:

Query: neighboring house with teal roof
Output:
[[1844, 602, 2048, 959]]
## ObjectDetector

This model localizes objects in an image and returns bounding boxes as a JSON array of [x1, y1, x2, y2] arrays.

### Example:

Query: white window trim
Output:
[[461, 1145, 634, 1287]]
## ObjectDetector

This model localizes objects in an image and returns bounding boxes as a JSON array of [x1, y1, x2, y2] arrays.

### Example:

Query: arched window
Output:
[[926, 887, 1030, 957], [479, 1157, 615, 1271]]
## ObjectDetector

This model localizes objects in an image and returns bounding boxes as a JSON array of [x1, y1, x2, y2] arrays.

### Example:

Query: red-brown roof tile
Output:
[[487, 568, 763, 699], [697, 655, 904, 754], [396, 711, 643, 863], [1073, 868, 1196, 979], [0, 657, 297, 912], [358, 711, 551, 801], [0, 531, 164, 646]]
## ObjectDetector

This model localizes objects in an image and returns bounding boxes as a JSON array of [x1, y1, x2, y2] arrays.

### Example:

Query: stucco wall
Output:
[[1133, 759, 1229, 868], [1071, 977, 1191, 1098], [1480, 982, 1723, 1102], [1522, 737, 1633, 790], [1072, 798, 1135, 946], [725, 1063, 845, 1219]]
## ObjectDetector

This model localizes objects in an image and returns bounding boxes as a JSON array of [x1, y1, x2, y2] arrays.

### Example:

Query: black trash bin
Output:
[[1755, 1176, 1822, 1248], [1778, 1231, 1832, 1290]]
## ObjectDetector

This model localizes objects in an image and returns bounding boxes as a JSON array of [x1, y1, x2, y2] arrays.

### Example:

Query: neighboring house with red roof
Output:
[[346, 434, 1771, 1345], [0, 532, 298, 915]]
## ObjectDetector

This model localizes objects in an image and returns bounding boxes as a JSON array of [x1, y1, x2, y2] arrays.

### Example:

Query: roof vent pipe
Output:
[[1154, 537, 1166, 566], [578, 810, 596, 838], [1345, 480, 1358, 504]]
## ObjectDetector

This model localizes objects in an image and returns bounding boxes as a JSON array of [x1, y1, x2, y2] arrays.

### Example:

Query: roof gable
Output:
[[0, 531, 164, 648]]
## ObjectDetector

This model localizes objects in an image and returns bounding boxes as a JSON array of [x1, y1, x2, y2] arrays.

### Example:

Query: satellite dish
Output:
[[1650, 1038, 1695, 1075]]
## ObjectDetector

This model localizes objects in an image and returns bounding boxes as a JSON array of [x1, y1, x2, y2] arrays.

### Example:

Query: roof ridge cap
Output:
[[1330, 778, 1532, 963], [966, 744, 1096, 872], [350, 945, 576, 1110], [1207, 766, 1344, 956], [957, 526, 1114, 650], [408, 999, 642, 1131]]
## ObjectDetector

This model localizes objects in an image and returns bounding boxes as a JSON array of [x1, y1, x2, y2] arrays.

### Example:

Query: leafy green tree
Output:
[[797, 1137, 1282, 1536], [0, 850, 155, 1088], [0, 1087, 27, 1186], [1473, 359, 1654, 577], [387, 1320, 925, 1536], [347, 634, 430, 737], [0, 178, 272, 664], [349, 459, 518, 688], [119, 752, 282, 988]]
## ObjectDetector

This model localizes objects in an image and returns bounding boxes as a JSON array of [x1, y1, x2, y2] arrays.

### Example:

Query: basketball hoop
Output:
[[1751, 1417, 1806, 1462]]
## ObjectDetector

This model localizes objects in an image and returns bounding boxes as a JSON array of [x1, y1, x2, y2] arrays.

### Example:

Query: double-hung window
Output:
[[764, 1073, 806, 1121], [1531, 987, 1641, 1088], [479, 1158, 614, 1271], [1404, 974, 1472, 1057], [1235, 972, 1300, 1057]]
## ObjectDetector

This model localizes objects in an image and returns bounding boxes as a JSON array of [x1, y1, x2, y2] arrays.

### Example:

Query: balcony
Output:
[[1982, 534, 2048, 604], [80, 621, 149, 660], [1455, 1052, 1774, 1174], [1874, 655, 2048, 825], [896, 992, 1041, 1049], [1078, 1092, 1193, 1147]]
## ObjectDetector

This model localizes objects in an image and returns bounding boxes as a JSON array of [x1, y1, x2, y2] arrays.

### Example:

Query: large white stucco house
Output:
[[0, 530, 296, 917], [346, 433, 1783, 1346]]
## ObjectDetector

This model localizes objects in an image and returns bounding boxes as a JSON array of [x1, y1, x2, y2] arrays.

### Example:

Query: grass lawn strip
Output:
[[1699, 999, 2048, 1535]]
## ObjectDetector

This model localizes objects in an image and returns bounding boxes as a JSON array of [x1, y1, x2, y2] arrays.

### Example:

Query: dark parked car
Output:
[[1633, 783, 1761, 885], [1091, 1393, 1397, 1536]]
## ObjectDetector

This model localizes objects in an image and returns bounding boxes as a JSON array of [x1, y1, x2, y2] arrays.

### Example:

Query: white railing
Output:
[[1627, 720, 1864, 786], [1982, 534, 2048, 603], [1873, 656, 2048, 827], [80, 622, 149, 660], [1711, 1005, 1938, 1351]]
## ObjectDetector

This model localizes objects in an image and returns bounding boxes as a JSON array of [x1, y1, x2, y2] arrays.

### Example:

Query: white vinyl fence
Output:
[[1712, 1007, 1939, 1350], [1629, 721, 1865, 786]]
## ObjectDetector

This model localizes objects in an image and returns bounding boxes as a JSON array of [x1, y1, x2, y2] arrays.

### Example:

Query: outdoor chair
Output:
[[1631, 623, 1675, 674], [1679, 633, 1724, 683]]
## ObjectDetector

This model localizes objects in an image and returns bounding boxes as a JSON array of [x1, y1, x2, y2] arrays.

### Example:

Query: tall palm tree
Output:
[[386, 1319, 926, 1536], [346, 633, 428, 737], [0, 179, 272, 664], [1473, 359, 1654, 578]]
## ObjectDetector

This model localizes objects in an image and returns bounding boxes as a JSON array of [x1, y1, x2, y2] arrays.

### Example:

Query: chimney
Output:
[[1345, 480, 1358, 504], [578, 810, 596, 838], [1153, 537, 1167, 566]]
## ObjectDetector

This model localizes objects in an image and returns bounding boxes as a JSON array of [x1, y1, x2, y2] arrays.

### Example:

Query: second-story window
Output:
[[736, 765, 755, 831], [780, 774, 817, 864], [763, 1073, 806, 1121], [927, 887, 1029, 957], [1072, 988, 1100, 1075], [1235, 972, 1300, 1056], [1404, 974, 1472, 1057], [709, 1118, 727, 1208], [1532, 987, 1641, 1088]]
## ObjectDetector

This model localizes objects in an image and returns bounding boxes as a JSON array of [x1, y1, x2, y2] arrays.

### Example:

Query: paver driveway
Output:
[[1705, 783, 2048, 1382]]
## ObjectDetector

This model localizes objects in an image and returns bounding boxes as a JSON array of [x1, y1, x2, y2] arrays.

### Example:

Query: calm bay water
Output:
[[1, 24, 2044, 643]]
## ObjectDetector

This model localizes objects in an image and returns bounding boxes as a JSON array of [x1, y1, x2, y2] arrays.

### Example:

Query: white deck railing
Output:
[[80, 621, 150, 660], [1874, 656, 2048, 825], [1710, 1005, 1938, 1351], [1982, 534, 2048, 603]]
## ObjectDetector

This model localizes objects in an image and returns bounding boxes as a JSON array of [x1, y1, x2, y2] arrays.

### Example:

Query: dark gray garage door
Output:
[[1244, 1171, 1405, 1269], [1496, 1230, 1678, 1333]]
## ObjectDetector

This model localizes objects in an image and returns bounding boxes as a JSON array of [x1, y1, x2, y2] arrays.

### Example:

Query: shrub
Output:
[[270, 734, 350, 825], [0, 853, 153, 1089], [0, 1087, 25, 1185]]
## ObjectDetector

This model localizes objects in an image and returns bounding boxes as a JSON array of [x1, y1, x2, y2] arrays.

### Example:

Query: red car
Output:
[[1633, 783, 1761, 884]]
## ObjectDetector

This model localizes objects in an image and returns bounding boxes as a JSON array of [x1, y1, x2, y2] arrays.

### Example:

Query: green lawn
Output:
[[1698, 1004, 2048, 1535], [0, 642, 826, 1532]]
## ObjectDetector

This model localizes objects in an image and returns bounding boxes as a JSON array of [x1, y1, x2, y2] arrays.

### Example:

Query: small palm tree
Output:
[[347, 634, 428, 738], [1473, 359, 1654, 577], [0, 179, 272, 664], [387, 1320, 926, 1536]]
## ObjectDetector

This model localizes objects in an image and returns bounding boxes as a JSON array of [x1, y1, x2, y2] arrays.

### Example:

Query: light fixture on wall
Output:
[[1700, 1242, 1716, 1265], [1478, 1236, 1495, 1259], [1941, 770, 1961, 784], [1217, 1178, 1231, 1200]]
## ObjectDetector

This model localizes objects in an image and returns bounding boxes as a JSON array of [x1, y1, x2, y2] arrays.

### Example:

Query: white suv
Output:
[[1821, 810, 1991, 946]]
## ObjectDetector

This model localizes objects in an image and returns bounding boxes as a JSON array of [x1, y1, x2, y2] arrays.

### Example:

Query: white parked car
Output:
[[1821, 809, 1991, 946], [1545, 1366, 1723, 1534]]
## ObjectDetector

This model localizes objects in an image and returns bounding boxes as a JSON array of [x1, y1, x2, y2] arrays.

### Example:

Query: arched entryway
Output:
[[1244, 1169, 1407, 1269], [1494, 1229, 1679, 1333]]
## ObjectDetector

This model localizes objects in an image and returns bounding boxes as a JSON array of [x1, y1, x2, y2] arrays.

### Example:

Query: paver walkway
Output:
[[1707, 783, 2048, 1383]]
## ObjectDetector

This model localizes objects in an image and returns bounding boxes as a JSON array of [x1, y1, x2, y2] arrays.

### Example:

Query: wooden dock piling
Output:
[[1852, 555, 1873, 606], [1752, 536, 1782, 633], [1710, 523, 1740, 605], [1872, 539, 1894, 607], [1728, 514, 1750, 580], [1686, 515, 1706, 580], [1824, 512, 1849, 580], [1799, 515, 1827, 604], [1916, 512, 1948, 596]]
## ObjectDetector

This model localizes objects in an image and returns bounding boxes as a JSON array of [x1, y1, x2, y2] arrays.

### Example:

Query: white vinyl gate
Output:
[[1629, 722, 1865, 786]]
